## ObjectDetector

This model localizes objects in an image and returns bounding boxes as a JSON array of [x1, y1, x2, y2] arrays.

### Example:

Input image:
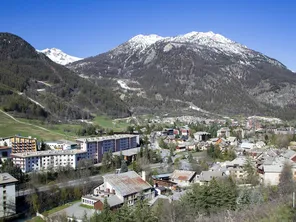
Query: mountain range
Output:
[[37, 48, 82, 65], [1, 31, 296, 121], [68, 31, 296, 120], [0, 33, 130, 121]]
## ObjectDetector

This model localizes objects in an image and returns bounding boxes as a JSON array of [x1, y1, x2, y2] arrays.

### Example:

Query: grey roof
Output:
[[152, 173, 172, 179], [0, 173, 18, 185], [103, 171, 152, 197], [199, 171, 225, 182], [263, 165, 283, 173], [113, 147, 141, 157], [194, 132, 211, 135], [282, 150, 296, 159]]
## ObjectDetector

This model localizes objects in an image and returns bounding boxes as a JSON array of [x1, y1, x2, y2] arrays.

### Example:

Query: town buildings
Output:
[[217, 127, 231, 138], [11, 149, 87, 172], [45, 140, 77, 150], [82, 171, 154, 210], [0, 173, 18, 218], [76, 134, 139, 163], [0, 136, 37, 153]]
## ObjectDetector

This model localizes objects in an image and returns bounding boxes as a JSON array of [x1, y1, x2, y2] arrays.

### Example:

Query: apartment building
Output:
[[0, 173, 18, 218], [76, 134, 139, 163], [11, 149, 87, 173], [0, 136, 37, 153]]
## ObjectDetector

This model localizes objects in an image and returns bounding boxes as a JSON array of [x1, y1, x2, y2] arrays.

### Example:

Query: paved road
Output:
[[17, 174, 103, 197]]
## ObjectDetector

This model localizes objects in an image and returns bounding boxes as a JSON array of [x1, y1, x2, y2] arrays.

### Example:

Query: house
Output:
[[152, 173, 177, 188], [0, 173, 18, 218], [217, 127, 230, 138], [155, 186, 166, 195], [170, 170, 196, 187], [255, 141, 266, 149], [197, 171, 226, 185], [180, 126, 190, 137], [112, 147, 141, 163], [194, 132, 211, 142], [260, 164, 283, 185], [227, 137, 238, 146], [240, 142, 256, 150], [81, 193, 123, 211], [92, 171, 154, 206]]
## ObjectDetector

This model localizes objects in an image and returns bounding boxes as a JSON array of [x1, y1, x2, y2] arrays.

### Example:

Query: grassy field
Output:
[[42, 200, 79, 216], [0, 111, 131, 141], [93, 116, 129, 131], [0, 111, 69, 141]]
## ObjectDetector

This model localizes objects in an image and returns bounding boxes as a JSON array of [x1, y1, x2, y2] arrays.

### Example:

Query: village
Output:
[[1, 115, 296, 221]]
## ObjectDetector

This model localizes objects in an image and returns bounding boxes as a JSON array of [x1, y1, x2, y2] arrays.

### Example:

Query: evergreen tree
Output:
[[243, 157, 259, 186], [187, 152, 193, 163], [279, 162, 294, 196], [100, 198, 113, 222], [121, 160, 128, 173], [167, 156, 173, 164], [115, 203, 133, 222]]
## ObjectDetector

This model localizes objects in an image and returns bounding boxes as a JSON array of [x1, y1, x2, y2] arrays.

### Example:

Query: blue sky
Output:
[[1, 0, 295, 70]]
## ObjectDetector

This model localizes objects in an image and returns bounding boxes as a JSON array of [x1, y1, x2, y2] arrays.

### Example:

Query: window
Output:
[[3, 190, 6, 194]]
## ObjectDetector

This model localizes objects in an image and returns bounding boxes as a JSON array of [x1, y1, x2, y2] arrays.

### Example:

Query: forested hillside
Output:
[[0, 33, 131, 121]]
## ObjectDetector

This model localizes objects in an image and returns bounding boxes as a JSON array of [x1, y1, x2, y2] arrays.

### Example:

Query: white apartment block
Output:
[[0, 173, 18, 218], [11, 149, 87, 173]]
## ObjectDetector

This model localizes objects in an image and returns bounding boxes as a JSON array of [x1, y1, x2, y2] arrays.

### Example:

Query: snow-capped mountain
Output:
[[69, 31, 296, 119], [37, 48, 82, 65]]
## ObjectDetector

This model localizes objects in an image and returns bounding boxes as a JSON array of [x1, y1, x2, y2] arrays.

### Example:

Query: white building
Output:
[[0, 173, 18, 218], [11, 149, 87, 173], [88, 171, 154, 207], [45, 140, 77, 150], [260, 165, 282, 186], [217, 127, 230, 138]]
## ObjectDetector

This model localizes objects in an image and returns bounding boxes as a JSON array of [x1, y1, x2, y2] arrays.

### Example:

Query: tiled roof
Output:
[[171, 170, 196, 181]]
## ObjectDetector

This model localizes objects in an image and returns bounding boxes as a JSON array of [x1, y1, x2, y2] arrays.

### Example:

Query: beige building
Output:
[[1, 136, 37, 153]]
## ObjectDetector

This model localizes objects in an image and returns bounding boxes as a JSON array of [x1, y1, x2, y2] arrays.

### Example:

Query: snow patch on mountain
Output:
[[37, 48, 83, 65]]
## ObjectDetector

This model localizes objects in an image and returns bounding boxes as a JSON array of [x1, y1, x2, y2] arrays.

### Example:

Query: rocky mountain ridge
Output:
[[69, 31, 296, 120]]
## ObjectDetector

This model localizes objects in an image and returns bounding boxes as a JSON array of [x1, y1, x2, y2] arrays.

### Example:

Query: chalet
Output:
[[170, 170, 196, 187], [87, 171, 154, 207], [197, 171, 226, 185]]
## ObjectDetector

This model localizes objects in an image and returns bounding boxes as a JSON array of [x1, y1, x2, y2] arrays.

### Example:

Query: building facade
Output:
[[0, 146, 11, 162], [11, 149, 87, 173], [0, 136, 37, 153], [76, 135, 139, 163], [0, 173, 18, 218]]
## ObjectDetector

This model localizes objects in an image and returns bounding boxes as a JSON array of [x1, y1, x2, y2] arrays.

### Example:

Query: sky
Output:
[[1, 0, 295, 70]]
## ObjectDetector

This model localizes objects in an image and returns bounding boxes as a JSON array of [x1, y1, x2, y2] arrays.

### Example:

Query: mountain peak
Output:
[[127, 34, 164, 50], [37, 48, 82, 65]]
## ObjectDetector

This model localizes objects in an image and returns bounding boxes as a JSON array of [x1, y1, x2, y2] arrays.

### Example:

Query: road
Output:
[[16, 174, 103, 197]]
